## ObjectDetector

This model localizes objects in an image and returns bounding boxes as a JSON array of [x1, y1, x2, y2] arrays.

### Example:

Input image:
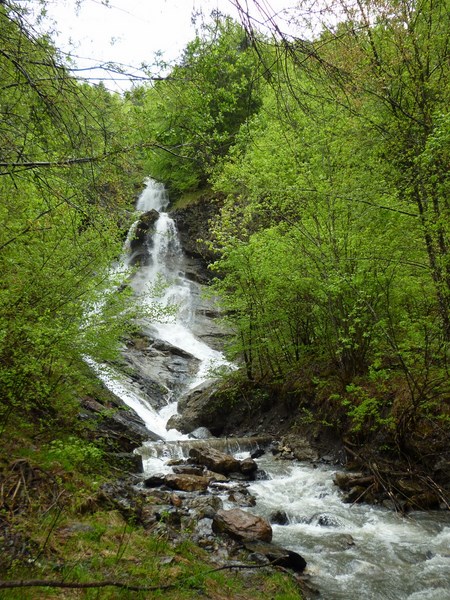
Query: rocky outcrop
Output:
[[212, 508, 272, 542], [167, 381, 230, 435], [128, 209, 159, 265], [97, 474, 310, 588], [80, 394, 156, 458], [122, 334, 200, 410], [171, 193, 223, 269]]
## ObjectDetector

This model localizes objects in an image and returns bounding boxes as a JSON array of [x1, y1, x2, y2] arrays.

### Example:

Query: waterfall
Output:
[[127, 178, 231, 390], [91, 178, 231, 443]]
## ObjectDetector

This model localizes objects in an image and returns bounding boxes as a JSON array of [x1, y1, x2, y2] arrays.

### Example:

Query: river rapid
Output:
[[99, 179, 450, 600]]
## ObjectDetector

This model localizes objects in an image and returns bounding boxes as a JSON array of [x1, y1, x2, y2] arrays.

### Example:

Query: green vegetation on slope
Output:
[[0, 2, 145, 435]]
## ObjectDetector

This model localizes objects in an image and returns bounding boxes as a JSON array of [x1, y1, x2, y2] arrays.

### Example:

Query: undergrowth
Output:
[[0, 381, 304, 600]]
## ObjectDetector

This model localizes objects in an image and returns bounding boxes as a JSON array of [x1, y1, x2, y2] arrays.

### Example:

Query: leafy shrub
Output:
[[47, 437, 103, 472]]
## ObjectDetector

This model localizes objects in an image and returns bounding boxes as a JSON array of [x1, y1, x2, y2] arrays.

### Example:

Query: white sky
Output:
[[35, 0, 298, 92]]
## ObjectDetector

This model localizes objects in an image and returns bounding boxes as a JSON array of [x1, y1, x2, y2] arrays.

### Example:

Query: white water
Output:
[[92, 178, 230, 443], [100, 178, 450, 600], [129, 178, 230, 390], [84, 357, 180, 440], [248, 456, 450, 600]]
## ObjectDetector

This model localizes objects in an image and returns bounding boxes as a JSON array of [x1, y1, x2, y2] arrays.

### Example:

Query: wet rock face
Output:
[[80, 394, 157, 453], [171, 194, 223, 268], [122, 334, 200, 411], [129, 209, 160, 265]]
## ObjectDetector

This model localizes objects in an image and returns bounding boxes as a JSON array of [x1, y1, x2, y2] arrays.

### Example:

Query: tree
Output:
[[0, 2, 141, 430], [204, 0, 449, 444], [234, 0, 450, 340], [127, 14, 262, 195]]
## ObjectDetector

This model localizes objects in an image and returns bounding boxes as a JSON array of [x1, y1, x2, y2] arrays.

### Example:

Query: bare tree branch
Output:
[[0, 142, 199, 173]]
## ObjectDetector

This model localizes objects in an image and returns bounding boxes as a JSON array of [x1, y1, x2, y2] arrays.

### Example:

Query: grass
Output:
[[1, 505, 305, 598], [0, 419, 304, 600]]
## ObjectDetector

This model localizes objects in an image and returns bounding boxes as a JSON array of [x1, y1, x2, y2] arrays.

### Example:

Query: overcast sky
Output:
[[37, 0, 298, 92]]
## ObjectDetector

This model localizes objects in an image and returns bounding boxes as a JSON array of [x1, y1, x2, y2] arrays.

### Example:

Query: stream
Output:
[[98, 179, 450, 600]]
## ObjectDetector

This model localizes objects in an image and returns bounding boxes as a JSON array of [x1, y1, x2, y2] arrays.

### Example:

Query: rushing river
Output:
[[101, 179, 450, 600]]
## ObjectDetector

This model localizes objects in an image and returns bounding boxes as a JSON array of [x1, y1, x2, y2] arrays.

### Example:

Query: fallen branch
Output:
[[0, 559, 290, 592], [0, 579, 177, 592]]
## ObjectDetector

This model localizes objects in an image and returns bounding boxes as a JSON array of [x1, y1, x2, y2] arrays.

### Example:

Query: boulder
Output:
[[144, 474, 167, 488], [244, 541, 307, 573], [251, 447, 265, 459], [189, 446, 241, 475], [269, 510, 289, 525], [240, 457, 258, 477], [279, 435, 319, 462], [228, 490, 257, 507], [212, 508, 272, 543], [164, 474, 209, 492], [315, 513, 342, 527], [175, 381, 230, 435], [188, 495, 223, 520], [204, 470, 229, 483], [189, 427, 214, 439]]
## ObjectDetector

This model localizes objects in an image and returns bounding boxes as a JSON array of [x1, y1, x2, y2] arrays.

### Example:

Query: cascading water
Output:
[[91, 178, 231, 442], [127, 179, 231, 390], [247, 457, 450, 600], [99, 178, 450, 600]]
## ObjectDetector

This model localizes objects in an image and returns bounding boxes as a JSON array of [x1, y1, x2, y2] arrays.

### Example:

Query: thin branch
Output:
[[0, 579, 177, 592], [0, 142, 199, 173], [0, 561, 275, 592]]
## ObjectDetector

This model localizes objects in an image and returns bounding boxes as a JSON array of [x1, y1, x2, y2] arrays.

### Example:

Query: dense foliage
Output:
[[0, 2, 142, 431], [126, 15, 262, 196], [1, 0, 447, 462], [205, 0, 449, 449]]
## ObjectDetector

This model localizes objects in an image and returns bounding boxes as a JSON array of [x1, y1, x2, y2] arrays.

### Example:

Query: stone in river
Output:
[[212, 508, 272, 542]]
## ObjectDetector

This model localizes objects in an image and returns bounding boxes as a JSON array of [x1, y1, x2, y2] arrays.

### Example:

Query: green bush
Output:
[[47, 436, 103, 472]]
